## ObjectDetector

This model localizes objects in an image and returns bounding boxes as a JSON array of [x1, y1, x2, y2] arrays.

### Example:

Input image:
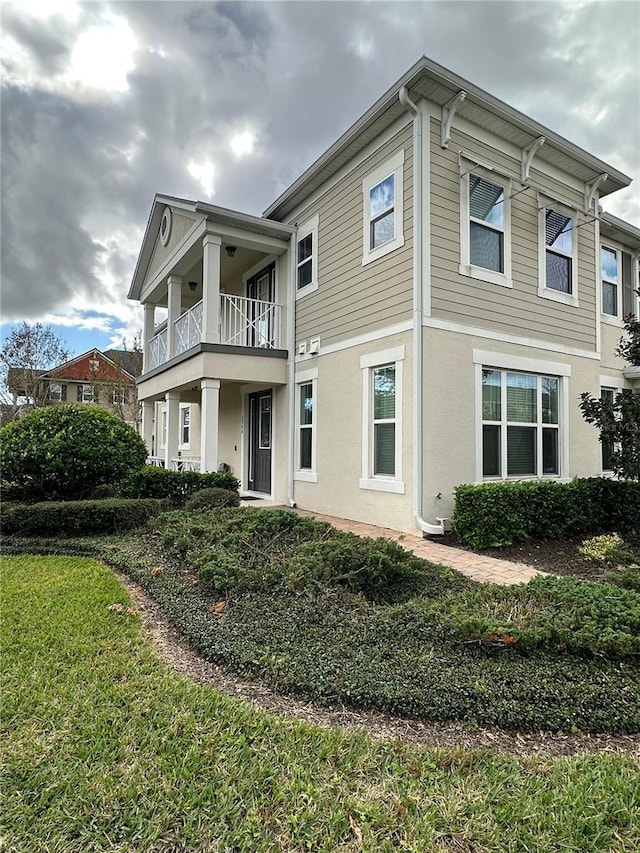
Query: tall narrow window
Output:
[[373, 365, 396, 477], [602, 246, 619, 316], [469, 175, 505, 273], [600, 388, 616, 471], [482, 369, 559, 479], [180, 406, 190, 446], [297, 234, 313, 289], [298, 383, 313, 470], [362, 151, 404, 265], [545, 209, 573, 293], [369, 174, 395, 250]]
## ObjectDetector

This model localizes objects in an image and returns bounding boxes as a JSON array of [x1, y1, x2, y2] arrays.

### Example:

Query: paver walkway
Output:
[[251, 503, 547, 585]]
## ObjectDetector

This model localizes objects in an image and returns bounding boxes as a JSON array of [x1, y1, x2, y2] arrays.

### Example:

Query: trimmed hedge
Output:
[[1, 498, 165, 537], [0, 405, 147, 502], [118, 466, 239, 507], [452, 478, 640, 550], [184, 488, 240, 511]]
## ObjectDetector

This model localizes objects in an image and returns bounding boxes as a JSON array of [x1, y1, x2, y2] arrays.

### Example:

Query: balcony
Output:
[[147, 295, 282, 371]]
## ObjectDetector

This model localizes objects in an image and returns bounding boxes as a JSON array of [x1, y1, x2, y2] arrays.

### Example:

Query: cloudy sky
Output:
[[1, 0, 639, 357]]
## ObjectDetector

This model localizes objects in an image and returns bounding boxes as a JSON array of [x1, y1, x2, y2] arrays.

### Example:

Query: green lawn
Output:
[[2, 554, 639, 852]]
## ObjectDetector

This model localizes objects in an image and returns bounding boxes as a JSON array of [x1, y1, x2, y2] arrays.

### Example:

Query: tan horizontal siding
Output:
[[429, 118, 597, 351], [293, 124, 414, 347]]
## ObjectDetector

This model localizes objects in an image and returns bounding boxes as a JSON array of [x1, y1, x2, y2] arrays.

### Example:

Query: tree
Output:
[[0, 322, 70, 415], [90, 336, 143, 429], [580, 311, 640, 481], [0, 404, 147, 501]]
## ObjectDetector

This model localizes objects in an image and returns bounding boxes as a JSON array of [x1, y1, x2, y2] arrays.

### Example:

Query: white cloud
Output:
[[188, 160, 216, 198], [68, 13, 137, 93], [230, 130, 255, 158]]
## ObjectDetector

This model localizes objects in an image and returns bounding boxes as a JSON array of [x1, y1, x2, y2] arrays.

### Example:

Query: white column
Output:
[[142, 303, 155, 372], [200, 379, 221, 473], [165, 391, 180, 469], [167, 275, 182, 359], [141, 400, 154, 456], [202, 234, 221, 344]]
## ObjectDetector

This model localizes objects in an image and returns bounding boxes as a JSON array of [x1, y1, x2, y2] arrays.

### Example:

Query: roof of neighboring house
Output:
[[40, 348, 137, 383], [264, 55, 632, 221], [103, 349, 143, 378]]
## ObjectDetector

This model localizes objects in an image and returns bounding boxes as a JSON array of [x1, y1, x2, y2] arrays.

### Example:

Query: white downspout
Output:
[[399, 86, 444, 536], [286, 231, 298, 508]]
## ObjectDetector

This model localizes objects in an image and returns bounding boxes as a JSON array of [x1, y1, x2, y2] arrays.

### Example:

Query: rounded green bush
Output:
[[185, 487, 240, 511], [0, 405, 147, 501]]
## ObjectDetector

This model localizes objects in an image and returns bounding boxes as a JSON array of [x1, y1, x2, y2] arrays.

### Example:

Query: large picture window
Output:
[[482, 368, 560, 478]]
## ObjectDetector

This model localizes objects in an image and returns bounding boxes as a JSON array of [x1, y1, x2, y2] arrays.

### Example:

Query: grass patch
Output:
[[3, 554, 640, 852]]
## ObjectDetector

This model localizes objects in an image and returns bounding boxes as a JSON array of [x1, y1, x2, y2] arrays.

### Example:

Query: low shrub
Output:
[[434, 575, 640, 658], [1, 498, 165, 537], [119, 466, 239, 507], [452, 478, 640, 550], [185, 488, 240, 511]]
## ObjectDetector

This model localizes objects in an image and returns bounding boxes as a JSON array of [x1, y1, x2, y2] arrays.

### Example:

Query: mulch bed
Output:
[[441, 533, 621, 581]]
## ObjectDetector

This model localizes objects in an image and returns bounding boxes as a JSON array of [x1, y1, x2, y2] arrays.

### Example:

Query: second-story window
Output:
[[469, 174, 505, 274], [544, 209, 573, 293], [295, 215, 319, 297], [601, 245, 619, 317], [362, 150, 404, 266]]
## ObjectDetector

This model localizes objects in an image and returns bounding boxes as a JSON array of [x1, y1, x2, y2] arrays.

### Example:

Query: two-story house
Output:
[[129, 56, 639, 534]]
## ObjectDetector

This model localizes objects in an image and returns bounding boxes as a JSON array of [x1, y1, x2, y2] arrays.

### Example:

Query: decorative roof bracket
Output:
[[521, 136, 545, 183], [584, 173, 608, 214], [441, 91, 466, 148]]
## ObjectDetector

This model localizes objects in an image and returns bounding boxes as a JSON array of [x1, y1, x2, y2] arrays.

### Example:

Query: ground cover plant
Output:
[[75, 507, 640, 734], [3, 554, 639, 852]]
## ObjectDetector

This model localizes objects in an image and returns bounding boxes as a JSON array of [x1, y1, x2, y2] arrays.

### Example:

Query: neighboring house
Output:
[[128, 56, 640, 535], [7, 348, 141, 428]]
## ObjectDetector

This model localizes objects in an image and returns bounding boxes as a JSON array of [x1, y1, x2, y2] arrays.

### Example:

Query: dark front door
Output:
[[246, 264, 275, 347], [248, 390, 272, 493]]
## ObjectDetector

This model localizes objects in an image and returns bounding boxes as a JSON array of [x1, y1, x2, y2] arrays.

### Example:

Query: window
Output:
[[180, 405, 190, 447], [161, 410, 167, 448], [49, 382, 67, 402], [294, 369, 317, 481], [481, 369, 560, 478], [602, 245, 620, 317], [76, 384, 97, 403], [112, 388, 129, 404], [460, 167, 511, 287], [600, 388, 616, 472], [539, 205, 577, 304], [360, 346, 405, 494], [362, 150, 404, 265], [295, 215, 319, 297]]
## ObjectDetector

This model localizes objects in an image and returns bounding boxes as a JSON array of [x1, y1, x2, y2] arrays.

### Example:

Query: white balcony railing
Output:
[[220, 294, 280, 349], [172, 457, 201, 472], [175, 301, 203, 356], [145, 295, 281, 372], [148, 328, 167, 370]]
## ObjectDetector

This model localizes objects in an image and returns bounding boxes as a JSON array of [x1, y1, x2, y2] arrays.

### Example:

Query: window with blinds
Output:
[[482, 369, 559, 479], [544, 209, 573, 293], [469, 174, 505, 273], [373, 365, 396, 477]]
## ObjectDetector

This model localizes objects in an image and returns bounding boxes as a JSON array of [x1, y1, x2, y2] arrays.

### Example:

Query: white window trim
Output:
[[475, 365, 567, 483], [360, 345, 405, 494], [178, 403, 191, 450], [538, 198, 578, 307], [459, 164, 512, 288], [362, 150, 405, 266], [295, 214, 319, 300], [294, 367, 318, 483], [601, 243, 623, 325], [473, 350, 570, 483]]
